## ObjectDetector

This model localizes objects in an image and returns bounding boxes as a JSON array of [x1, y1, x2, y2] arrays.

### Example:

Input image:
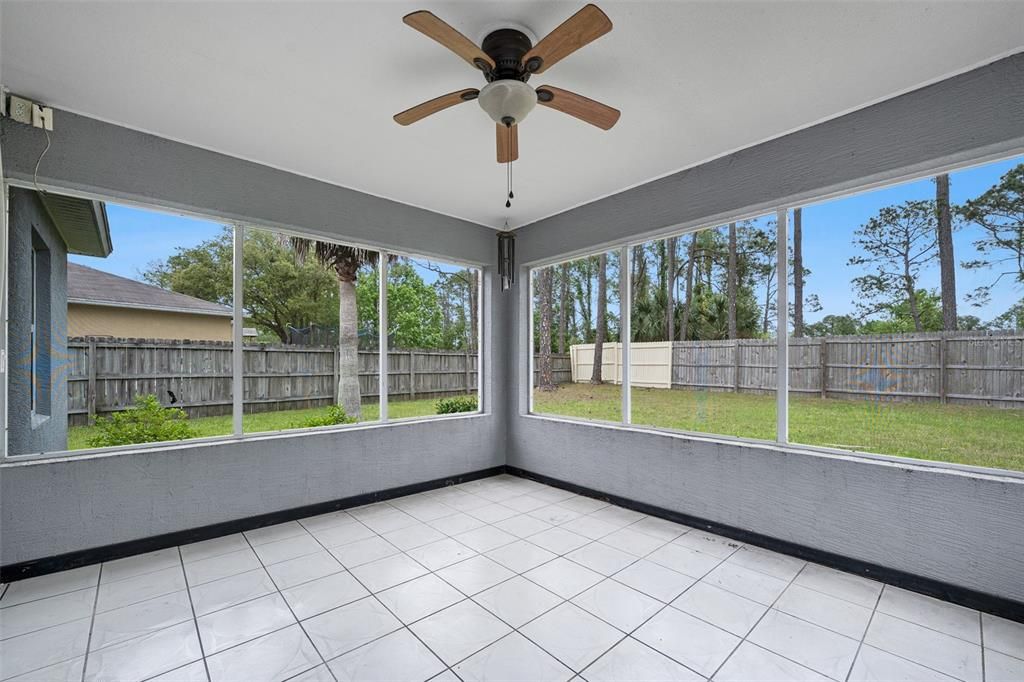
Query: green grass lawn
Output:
[[66, 397, 449, 451], [533, 383, 1024, 472]]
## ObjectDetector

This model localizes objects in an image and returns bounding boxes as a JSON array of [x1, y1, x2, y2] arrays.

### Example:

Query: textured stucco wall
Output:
[[1, 415, 501, 564], [6, 188, 69, 455]]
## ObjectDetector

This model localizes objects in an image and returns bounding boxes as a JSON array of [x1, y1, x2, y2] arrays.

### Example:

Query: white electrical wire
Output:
[[32, 128, 51, 195]]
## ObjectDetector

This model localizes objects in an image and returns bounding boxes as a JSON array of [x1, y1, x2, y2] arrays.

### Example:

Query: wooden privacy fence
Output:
[[569, 331, 1024, 408], [66, 338, 481, 425], [532, 353, 573, 386]]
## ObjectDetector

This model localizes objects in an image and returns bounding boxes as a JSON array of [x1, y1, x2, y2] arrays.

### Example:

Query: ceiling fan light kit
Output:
[[478, 80, 537, 126]]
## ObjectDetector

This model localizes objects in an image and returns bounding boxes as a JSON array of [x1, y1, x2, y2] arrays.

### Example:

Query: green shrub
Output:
[[88, 394, 197, 448], [436, 395, 478, 414], [298, 404, 357, 428]]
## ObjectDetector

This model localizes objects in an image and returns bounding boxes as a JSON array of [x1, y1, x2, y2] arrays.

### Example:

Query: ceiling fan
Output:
[[393, 4, 620, 165]]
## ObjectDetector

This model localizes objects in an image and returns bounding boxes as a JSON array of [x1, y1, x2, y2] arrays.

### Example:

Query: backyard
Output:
[[66, 397, 445, 451], [532, 383, 1024, 472]]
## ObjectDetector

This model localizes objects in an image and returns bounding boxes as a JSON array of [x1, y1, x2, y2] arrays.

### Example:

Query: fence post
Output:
[[939, 337, 948, 404], [87, 340, 97, 420], [820, 338, 827, 398], [332, 349, 340, 404], [465, 350, 472, 395], [409, 351, 416, 400], [733, 339, 741, 393]]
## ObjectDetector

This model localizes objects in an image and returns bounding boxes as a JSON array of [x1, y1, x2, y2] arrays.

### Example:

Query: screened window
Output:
[[531, 250, 621, 422], [528, 155, 1023, 473]]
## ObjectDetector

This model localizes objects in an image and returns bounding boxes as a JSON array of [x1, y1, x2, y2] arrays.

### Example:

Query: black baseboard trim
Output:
[[0, 465, 505, 583], [506, 466, 1024, 624]]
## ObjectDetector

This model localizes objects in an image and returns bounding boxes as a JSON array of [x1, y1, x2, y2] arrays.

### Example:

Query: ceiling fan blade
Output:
[[536, 85, 620, 130], [403, 11, 495, 71], [394, 88, 479, 126], [523, 4, 612, 75], [497, 124, 519, 163]]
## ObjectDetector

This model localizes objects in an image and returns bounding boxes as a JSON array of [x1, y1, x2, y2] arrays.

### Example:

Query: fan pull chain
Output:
[[505, 160, 512, 208]]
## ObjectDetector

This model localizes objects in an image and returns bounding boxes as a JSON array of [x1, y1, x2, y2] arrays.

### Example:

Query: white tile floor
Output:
[[1, 474, 1022, 682]]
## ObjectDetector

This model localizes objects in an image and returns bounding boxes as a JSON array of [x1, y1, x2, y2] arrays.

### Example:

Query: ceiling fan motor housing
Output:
[[481, 28, 534, 81]]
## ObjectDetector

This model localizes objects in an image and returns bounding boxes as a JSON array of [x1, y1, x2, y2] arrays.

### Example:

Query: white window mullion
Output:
[[619, 246, 631, 425], [378, 252, 389, 422], [776, 209, 789, 444], [232, 224, 244, 437]]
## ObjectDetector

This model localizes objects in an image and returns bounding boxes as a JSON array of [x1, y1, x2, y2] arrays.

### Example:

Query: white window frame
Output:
[[1, 184, 487, 462]]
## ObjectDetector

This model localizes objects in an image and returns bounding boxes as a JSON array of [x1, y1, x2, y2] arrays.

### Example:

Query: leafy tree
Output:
[[987, 299, 1024, 330], [144, 227, 339, 343], [804, 315, 862, 337], [960, 163, 1024, 306], [357, 260, 445, 351], [848, 200, 938, 332], [861, 290, 943, 334]]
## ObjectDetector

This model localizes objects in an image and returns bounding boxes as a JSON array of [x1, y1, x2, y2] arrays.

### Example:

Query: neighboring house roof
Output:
[[67, 263, 232, 317]]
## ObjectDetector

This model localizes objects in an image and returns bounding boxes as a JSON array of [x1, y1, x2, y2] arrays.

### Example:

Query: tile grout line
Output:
[[78, 562, 104, 682], [708, 557, 812, 681], [297, 505, 462, 679], [979, 610, 986, 682], [844, 574, 886, 682], [176, 546, 213, 682], [240, 527, 337, 681]]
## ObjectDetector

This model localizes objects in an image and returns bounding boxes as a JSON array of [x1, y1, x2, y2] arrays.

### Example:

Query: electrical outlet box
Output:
[[9, 95, 33, 125]]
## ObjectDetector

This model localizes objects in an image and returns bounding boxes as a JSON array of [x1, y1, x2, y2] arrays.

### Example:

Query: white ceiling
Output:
[[2, 2, 1021, 230]]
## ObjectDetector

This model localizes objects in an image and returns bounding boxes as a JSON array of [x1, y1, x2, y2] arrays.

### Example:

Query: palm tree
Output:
[[290, 238, 381, 418]]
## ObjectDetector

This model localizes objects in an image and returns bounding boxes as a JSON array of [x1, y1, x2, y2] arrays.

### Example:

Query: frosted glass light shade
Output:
[[478, 79, 538, 125]]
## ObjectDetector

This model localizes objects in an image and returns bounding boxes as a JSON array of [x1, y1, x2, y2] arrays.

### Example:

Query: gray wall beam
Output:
[[1, 112, 495, 265]]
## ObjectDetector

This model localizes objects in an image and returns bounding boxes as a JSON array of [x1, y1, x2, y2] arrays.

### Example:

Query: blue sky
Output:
[[795, 154, 1022, 324], [73, 154, 1022, 326], [69, 211, 464, 287]]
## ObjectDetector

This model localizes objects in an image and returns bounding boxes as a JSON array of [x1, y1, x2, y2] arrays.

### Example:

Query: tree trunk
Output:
[[591, 253, 607, 384], [538, 268, 555, 390], [666, 236, 676, 341], [936, 174, 957, 331], [681, 234, 696, 341], [558, 263, 569, 354], [727, 223, 738, 339], [469, 270, 479, 350], [337, 276, 362, 418], [793, 208, 804, 337]]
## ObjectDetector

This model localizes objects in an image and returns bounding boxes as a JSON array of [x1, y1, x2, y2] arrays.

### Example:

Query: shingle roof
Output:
[[67, 262, 232, 317]]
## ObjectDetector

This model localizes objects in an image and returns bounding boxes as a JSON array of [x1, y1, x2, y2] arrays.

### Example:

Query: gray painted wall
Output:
[[6, 188, 68, 455], [1, 415, 501, 564], [0, 112, 494, 266], [507, 52, 1024, 604]]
